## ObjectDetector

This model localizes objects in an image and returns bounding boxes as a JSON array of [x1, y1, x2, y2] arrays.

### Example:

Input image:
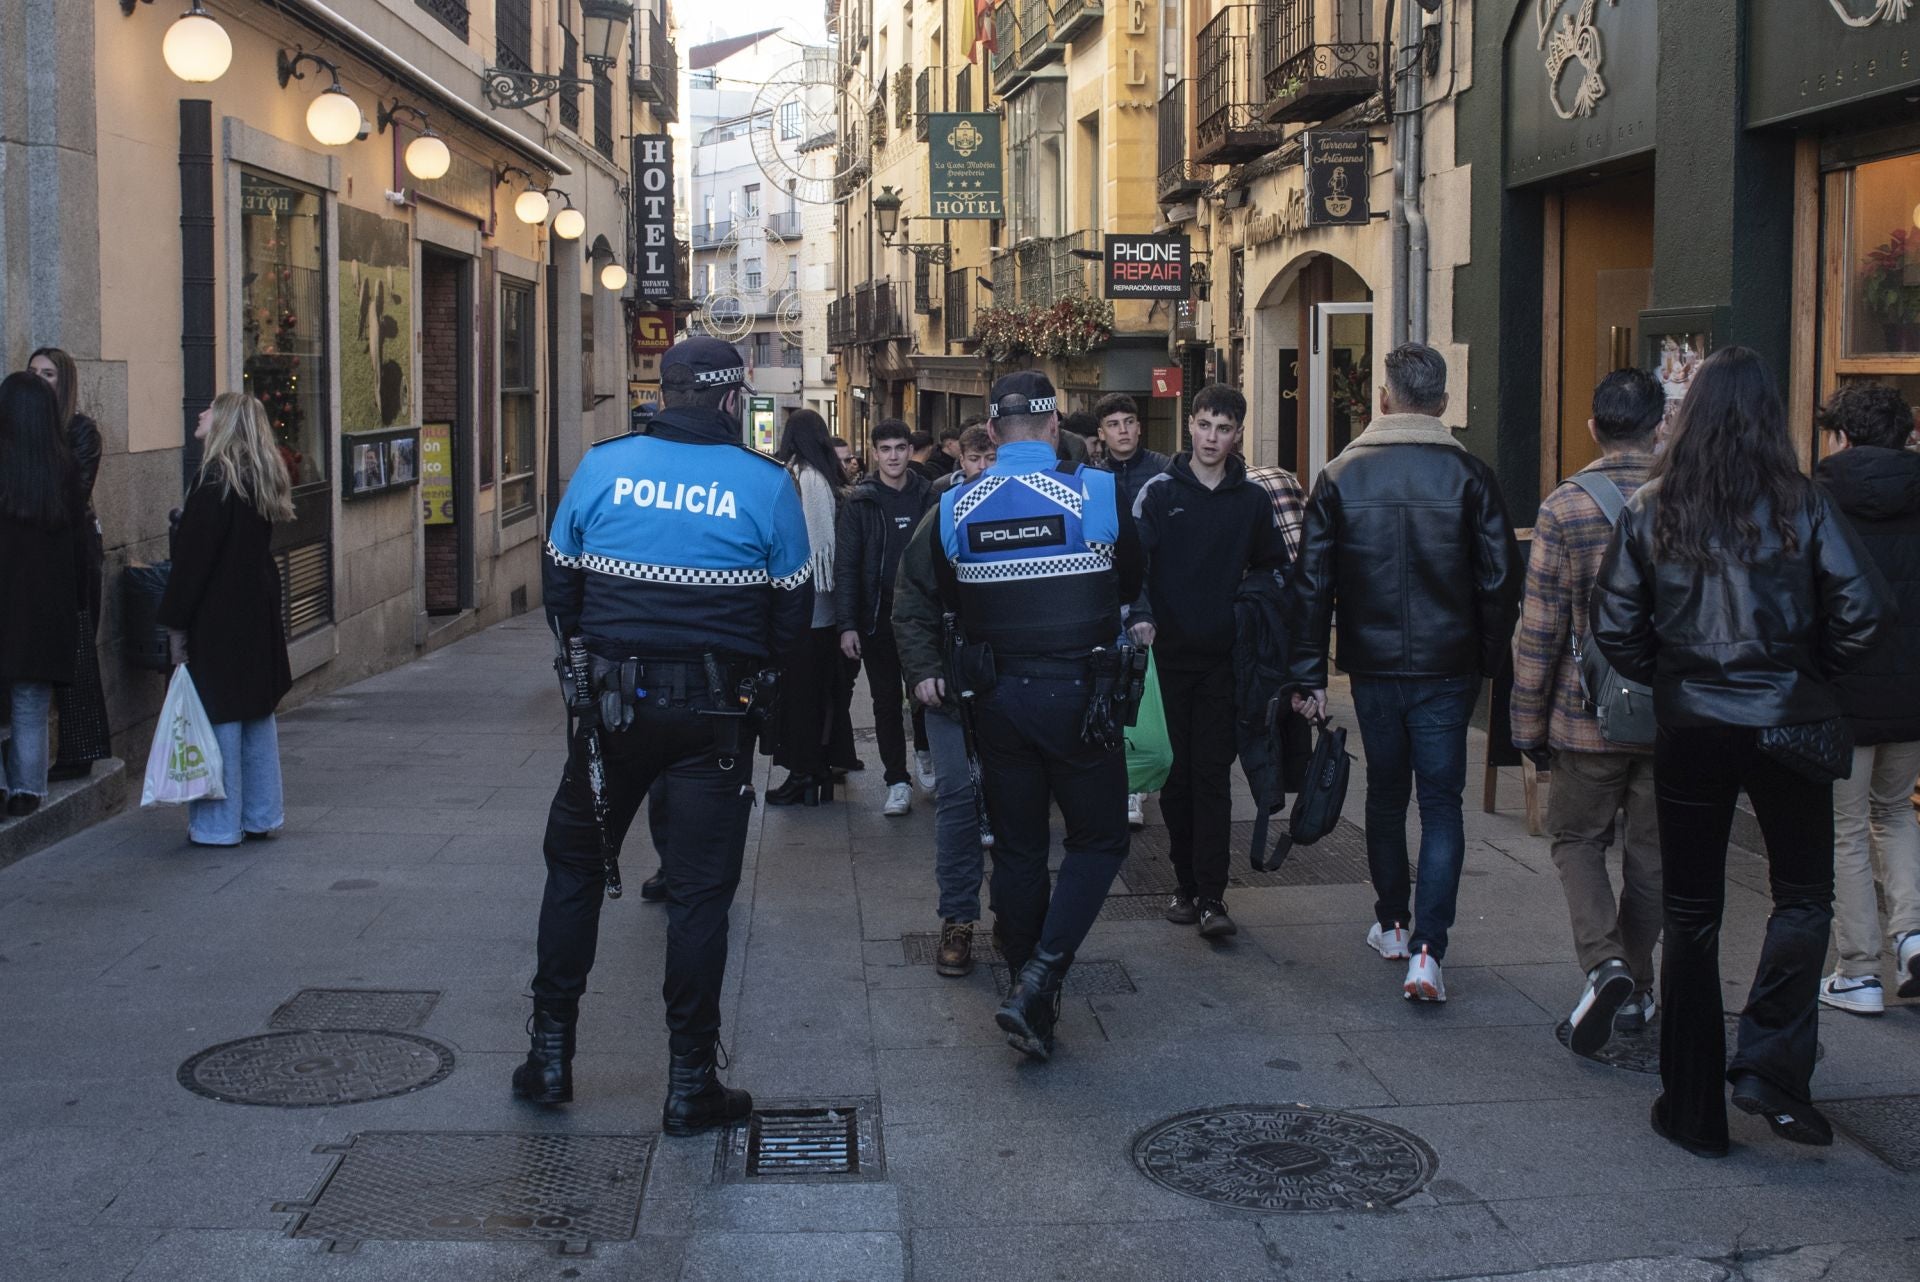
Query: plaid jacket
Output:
[[1510, 451, 1655, 754], [1247, 465, 1306, 560]]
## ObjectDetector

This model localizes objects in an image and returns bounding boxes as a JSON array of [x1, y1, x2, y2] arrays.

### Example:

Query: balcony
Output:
[[915, 67, 933, 141], [828, 281, 910, 349], [895, 66, 913, 132], [1018, 0, 1063, 71], [1196, 6, 1285, 164], [1260, 0, 1381, 124], [415, 0, 468, 40], [991, 5, 1027, 97], [956, 63, 975, 113], [1053, 0, 1102, 42], [1156, 81, 1205, 204], [765, 209, 804, 237], [945, 267, 977, 345], [1014, 232, 1095, 308], [631, 10, 680, 123], [868, 92, 888, 149], [693, 220, 731, 247], [835, 144, 871, 198]]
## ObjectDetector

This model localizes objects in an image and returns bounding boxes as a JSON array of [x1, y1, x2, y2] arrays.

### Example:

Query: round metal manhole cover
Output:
[[178, 1029, 455, 1107], [1555, 1013, 1823, 1076], [1132, 1105, 1438, 1212]]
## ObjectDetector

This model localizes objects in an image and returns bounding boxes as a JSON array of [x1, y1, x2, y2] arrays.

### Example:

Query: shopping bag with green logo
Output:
[[1125, 650, 1173, 794], [141, 665, 226, 806]]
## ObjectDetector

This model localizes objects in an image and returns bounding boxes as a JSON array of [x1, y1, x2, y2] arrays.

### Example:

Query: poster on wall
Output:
[[927, 114, 1004, 219], [338, 204, 413, 434], [420, 423, 453, 524], [632, 135, 676, 302]]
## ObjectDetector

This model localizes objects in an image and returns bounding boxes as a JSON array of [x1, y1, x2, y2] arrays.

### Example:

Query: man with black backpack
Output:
[[1511, 369, 1666, 1055]]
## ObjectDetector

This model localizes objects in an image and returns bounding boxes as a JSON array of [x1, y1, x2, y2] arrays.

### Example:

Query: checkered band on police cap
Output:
[[987, 370, 1058, 420], [662, 335, 749, 389]]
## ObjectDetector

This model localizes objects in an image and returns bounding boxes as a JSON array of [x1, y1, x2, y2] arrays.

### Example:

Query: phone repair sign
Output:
[[1103, 235, 1190, 300]]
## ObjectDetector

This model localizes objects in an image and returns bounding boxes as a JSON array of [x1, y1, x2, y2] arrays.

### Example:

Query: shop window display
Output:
[[1844, 152, 1920, 357], [239, 171, 328, 486]]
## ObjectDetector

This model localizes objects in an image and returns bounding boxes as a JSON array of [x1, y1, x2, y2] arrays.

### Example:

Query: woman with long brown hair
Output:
[[159, 393, 295, 846], [27, 346, 111, 777], [766, 409, 849, 805], [1592, 347, 1886, 1157], [0, 372, 86, 816]]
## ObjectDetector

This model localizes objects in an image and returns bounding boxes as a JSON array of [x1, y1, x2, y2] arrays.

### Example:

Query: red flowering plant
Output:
[[1861, 228, 1920, 326], [973, 297, 1115, 362]]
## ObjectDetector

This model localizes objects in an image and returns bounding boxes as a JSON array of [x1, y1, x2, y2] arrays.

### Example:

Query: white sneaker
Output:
[[1126, 793, 1145, 830], [883, 782, 913, 817], [915, 751, 938, 791], [1367, 922, 1411, 961], [1403, 947, 1445, 1002], [1819, 971, 1885, 1016], [1898, 931, 1920, 1000], [1567, 959, 1634, 1056]]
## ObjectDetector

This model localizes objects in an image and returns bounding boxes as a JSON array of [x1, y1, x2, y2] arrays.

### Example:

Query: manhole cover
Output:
[[989, 959, 1135, 997], [275, 1131, 653, 1251], [271, 989, 441, 1031], [1825, 1096, 1920, 1171], [1123, 819, 1372, 892], [716, 1098, 884, 1182], [179, 1030, 454, 1107], [1554, 1013, 1823, 1076], [1132, 1105, 1437, 1212]]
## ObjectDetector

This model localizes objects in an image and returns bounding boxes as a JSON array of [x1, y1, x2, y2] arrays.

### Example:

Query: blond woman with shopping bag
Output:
[[158, 394, 294, 845]]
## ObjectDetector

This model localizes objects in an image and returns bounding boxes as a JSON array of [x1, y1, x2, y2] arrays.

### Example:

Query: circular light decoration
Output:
[[163, 4, 233, 84], [552, 206, 586, 240], [306, 85, 363, 147], [600, 262, 629, 292], [404, 132, 451, 181], [514, 189, 551, 224]]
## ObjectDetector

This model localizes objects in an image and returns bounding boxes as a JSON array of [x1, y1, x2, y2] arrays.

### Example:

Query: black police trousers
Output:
[[974, 671, 1130, 959], [532, 693, 754, 1056]]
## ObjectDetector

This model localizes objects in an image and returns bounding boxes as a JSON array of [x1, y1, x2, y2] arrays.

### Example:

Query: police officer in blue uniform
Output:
[[931, 371, 1145, 1059], [516, 337, 813, 1133]]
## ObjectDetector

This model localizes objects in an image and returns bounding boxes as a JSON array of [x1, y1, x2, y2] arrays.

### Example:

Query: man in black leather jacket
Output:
[[1288, 343, 1521, 1003]]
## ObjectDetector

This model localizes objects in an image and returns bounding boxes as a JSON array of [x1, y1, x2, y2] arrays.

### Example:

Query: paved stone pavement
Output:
[[1, 615, 1915, 1282]]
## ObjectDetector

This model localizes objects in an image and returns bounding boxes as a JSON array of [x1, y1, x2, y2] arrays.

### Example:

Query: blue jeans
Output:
[[3, 682, 53, 799], [187, 716, 286, 845], [1350, 674, 1479, 960], [925, 707, 985, 921]]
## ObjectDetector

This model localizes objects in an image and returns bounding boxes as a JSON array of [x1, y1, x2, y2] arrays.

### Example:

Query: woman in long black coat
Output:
[[28, 346, 112, 775], [0, 372, 86, 817], [158, 393, 295, 846]]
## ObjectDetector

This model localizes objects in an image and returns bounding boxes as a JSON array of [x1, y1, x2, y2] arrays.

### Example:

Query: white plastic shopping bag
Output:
[[141, 666, 226, 806]]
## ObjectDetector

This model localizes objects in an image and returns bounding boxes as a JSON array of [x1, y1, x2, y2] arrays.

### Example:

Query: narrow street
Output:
[[0, 615, 1914, 1281]]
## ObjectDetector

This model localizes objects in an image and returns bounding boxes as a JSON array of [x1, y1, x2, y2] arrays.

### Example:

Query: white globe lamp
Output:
[[404, 132, 452, 181], [306, 85, 363, 147], [600, 262, 629, 291], [552, 206, 586, 240], [514, 189, 551, 224], [162, 5, 232, 83]]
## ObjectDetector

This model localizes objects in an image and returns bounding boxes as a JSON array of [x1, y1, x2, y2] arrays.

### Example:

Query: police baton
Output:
[[567, 635, 624, 899]]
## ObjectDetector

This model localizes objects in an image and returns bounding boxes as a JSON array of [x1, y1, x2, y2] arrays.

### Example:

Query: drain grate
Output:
[[1132, 1104, 1438, 1212], [270, 989, 441, 1031], [275, 1131, 652, 1252], [717, 1099, 884, 1182], [1555, 1013, 1822, 1077], [1096, 893, 1176, 922], [179, 1030, 454, 1107], [1824, 1096, 1920, 1172], [1121, 819, 1372, 893], [989, 959, 1135, 997]]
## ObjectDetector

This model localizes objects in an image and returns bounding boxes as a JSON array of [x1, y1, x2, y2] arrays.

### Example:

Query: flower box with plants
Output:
[[973, 296, 1116, 363]]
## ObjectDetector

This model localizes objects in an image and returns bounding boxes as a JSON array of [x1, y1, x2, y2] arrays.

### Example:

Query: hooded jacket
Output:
[[1102, 447, 1172, 513], [833, 468, 935, 636], [1130, 452, 1291, 667], [1818, 444, 1920, 744]]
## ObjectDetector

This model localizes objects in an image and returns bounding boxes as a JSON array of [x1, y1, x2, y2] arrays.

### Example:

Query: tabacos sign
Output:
[[1103, 234, 1191, 300]]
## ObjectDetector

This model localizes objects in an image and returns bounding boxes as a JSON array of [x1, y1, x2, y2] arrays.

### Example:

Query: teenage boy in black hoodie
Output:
[[836, 419, 937, 815], [1128, 383, 1291, 938]]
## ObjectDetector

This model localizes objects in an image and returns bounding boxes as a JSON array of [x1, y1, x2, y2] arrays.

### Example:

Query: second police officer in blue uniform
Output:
[[930, 371, 1145, 1059], [515, 337, 813, 1134]]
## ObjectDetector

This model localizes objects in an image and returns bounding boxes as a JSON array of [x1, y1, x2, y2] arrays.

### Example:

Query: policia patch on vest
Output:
[[967, 515, 1066, 554]]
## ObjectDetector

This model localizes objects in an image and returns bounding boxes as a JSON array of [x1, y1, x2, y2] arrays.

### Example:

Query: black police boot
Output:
[[510, 1000, 577, 1104], [995, 948, 1072, 1061], [662, 1041, 753, 1136], [639, 867, 668, 902]]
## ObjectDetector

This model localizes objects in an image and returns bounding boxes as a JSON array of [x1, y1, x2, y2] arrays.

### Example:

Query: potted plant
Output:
[[1860, 228, 1920, 353]]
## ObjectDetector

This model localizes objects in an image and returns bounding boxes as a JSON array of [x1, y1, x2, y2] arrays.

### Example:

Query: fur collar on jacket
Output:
[[1348, 413, 1465, 451]]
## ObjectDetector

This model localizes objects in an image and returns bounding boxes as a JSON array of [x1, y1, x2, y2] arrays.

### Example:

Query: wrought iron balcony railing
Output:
[[1054, 0, 1101, 42], [1015, 232, 1094, 308], [765, 209, 804, 237], [631, 10, 679, 123], [1156, 81, 1205, 204], [915, 67, 933, 141], [830, 281, 911, 348], [693, 220, 731, 247], [945, 267, 976, 345], [956, 63, 975, 113], [1018, 0, 1063, 71], [1196, 5, 1285, 164], [416, 0, 468, 41], [991, 5, 1027, 97], [1260, 0, 1380, 124]]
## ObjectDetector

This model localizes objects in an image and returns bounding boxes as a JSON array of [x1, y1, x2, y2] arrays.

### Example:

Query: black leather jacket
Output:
[[1590, 477, 1888, 729], [1286, 420, 1522, 687]]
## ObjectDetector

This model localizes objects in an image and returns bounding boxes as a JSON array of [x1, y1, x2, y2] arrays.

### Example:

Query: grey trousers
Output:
[[1547, 748, 1662, 995]]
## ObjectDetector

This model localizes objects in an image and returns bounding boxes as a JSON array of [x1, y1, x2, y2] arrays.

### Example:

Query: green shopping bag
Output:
[[1125, 650, 1173, 793]]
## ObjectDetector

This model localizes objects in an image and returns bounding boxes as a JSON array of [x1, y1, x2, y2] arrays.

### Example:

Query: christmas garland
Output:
[[973, 296, 1116, 363]]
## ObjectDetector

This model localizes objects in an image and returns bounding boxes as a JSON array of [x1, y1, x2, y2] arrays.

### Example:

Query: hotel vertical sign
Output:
[[632, 135, 675, 302], [927, 113, 1004, 219]]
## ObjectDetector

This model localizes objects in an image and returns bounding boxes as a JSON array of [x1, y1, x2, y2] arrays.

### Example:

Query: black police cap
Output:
[[662, 335, 751, 391], [987, 370, 1058, 420]]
